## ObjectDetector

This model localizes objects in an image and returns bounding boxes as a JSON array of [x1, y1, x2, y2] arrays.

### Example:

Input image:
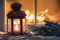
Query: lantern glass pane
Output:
[[8, 19, 11, 33], [13, 19, 21, 33], [22, 19, 26, 32]]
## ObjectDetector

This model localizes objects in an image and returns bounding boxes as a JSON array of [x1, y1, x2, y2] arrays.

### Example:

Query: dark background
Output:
[[0, 0, 4, 31]]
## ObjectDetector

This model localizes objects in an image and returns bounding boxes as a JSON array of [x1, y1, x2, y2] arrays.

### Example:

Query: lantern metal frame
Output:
[[7, 17, 26, 35]]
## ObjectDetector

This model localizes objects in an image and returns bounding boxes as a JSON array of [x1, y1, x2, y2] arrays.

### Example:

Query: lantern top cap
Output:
[[7, 10, 26, 19], [7, 2, 26, 19], [11, 2, 22, 11]]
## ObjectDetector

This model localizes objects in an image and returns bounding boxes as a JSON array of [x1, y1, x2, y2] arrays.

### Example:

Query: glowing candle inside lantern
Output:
[[15, 24, 20, 32], [13, 20, 20, 34]]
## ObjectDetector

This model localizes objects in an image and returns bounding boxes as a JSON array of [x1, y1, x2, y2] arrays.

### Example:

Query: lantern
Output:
[[7, 2, 26, 35]]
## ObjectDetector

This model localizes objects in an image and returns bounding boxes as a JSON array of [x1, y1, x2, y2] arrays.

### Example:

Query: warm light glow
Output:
[[25, 10, 34, 24], [14, 20, 20, 24], [45, 9, 48, 13], [14, 21, 20, 33], [37, 16, 45, 22], [25, 10, 30, 16], [37, 10, 48, 24], [26, 14, 34, 22], [46, 14, 57, 22], [0, 31, 7, 35], [25, 9, 48, 24], [15, 24, 19, 31]]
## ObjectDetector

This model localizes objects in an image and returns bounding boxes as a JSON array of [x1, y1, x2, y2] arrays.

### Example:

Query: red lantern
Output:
[[7, 2, 26, 35]]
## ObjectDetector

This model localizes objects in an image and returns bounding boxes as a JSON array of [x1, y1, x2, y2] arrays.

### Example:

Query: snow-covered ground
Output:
[[0, 35, 60, 40]]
